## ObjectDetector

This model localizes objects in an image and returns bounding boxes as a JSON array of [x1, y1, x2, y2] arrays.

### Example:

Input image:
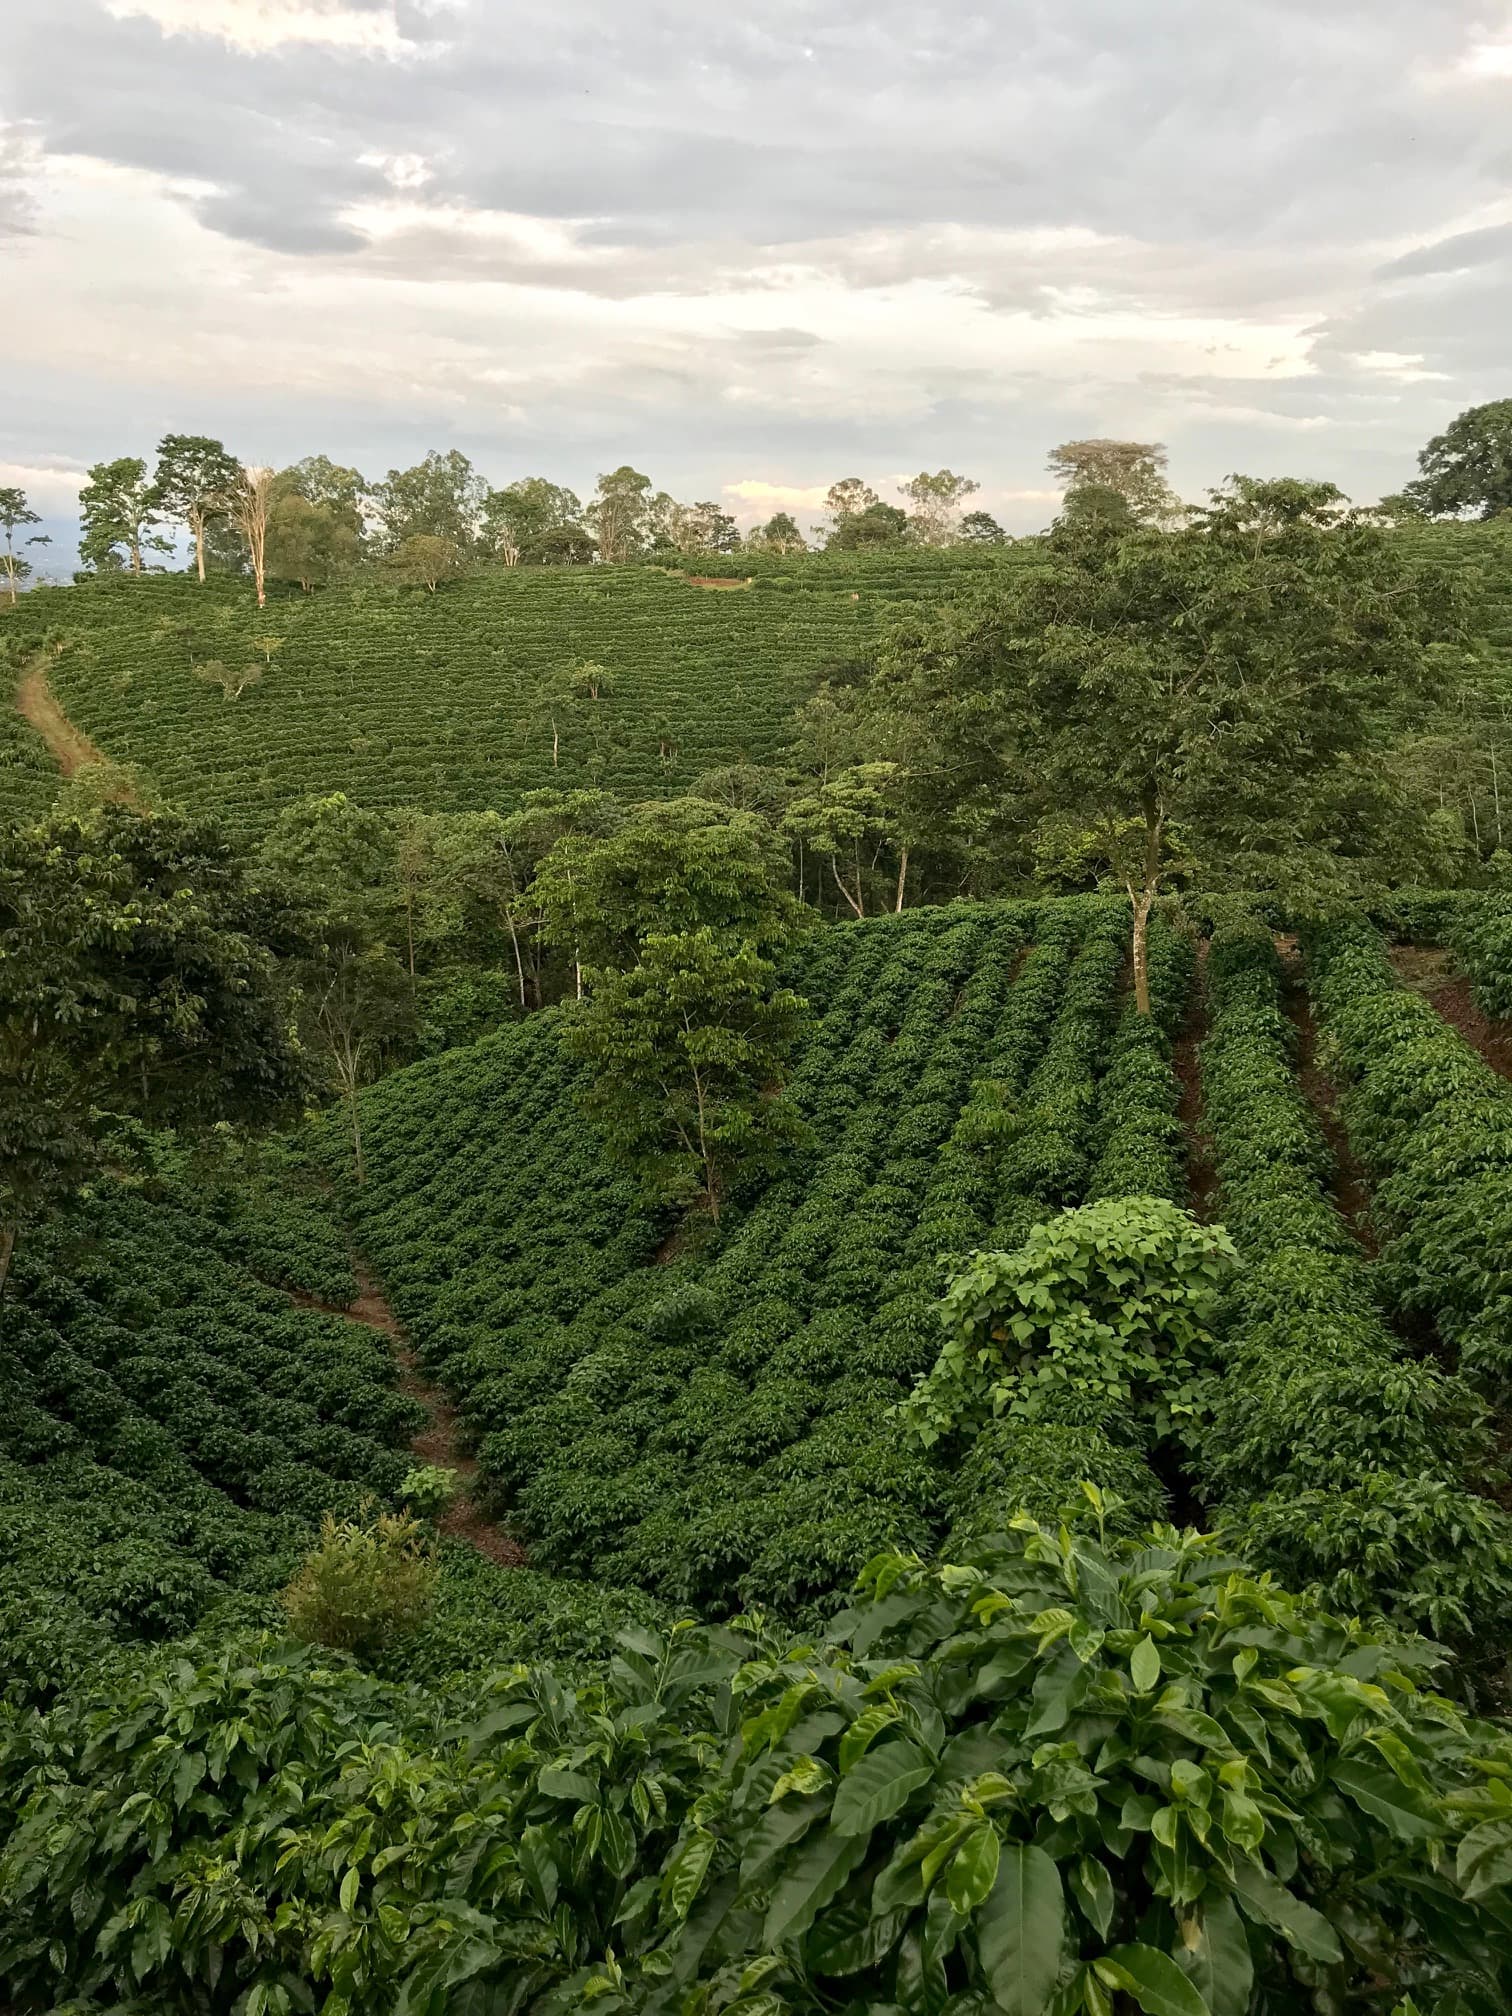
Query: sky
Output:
[[4, 0, 1512, 570]]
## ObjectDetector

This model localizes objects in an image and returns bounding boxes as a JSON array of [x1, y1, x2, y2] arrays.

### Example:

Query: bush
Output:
[[280, 1503, 437, 1657], [901, 1195, 1237, 1447], [399, 1463, 459, 1516]]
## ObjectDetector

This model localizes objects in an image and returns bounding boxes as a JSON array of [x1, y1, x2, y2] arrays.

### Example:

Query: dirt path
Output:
[[1275, 941, 1378, 1256], [293, 1261, 526, 1568], [15, 657, 111, 778], [1388, 945, 1512, 1081], [1173, 941, 1218, 1221]]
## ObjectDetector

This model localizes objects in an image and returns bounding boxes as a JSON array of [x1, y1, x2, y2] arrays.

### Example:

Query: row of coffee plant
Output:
[[339, 898, 1200, 1614], [1308, 920, 1512, 1396], [1195, 920, 1512, 1645], [3, 550, 1032, 829]]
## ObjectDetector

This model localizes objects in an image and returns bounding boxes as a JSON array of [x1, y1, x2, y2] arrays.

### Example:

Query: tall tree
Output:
[[151, 434, 240, 583], [588, 466, 653, 564], [898, 469, 980, 545], [1405, 400, 1512, 520], [266, 489, 361, 591], [374, 451, 486, 554], [872, 477, 1462, 1013], [255, 794, 412, 1184], [1047, 439, 1182, 527], [78, 458, 169, 575], [0, 804, 312, 1296], [482, 478, 584, 566], [749, 511, 807, 554], [227, 465, 275, 607], [824, 477, 878, 527], [387, 534, 469, 592], [0, 488, 48, 604]]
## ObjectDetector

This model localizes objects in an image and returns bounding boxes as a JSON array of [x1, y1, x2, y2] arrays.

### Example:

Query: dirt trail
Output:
[[1275, 939, 1378, 1256], [293, 1261, 526, 1568], [1388, 945, 1512, 1082], [1173, 940, 1218, 1221], [15, 657, 112, 778]]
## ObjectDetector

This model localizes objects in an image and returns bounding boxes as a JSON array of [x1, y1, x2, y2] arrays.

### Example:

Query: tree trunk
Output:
[[830, 856, 864, 920], [895, 846, 909, 913], [405, 891, 416, 979], [193, 511, 207, 584], [346, 1075, 365, 1186], [505, 910, 528, 1008], [1131, 889, 1155, 1018], [0, 1223, 16, 1314]]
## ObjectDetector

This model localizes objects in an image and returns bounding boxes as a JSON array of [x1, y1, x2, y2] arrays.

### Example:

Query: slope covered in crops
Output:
[[337, 896, 1198, 1615], [1, 548, 1025, 829]]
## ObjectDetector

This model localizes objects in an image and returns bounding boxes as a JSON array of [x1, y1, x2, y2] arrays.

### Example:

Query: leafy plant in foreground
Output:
[[281, 1502, 438, 1657]]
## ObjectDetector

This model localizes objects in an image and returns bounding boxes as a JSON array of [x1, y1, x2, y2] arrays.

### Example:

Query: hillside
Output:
[[0, 548, 1023, 830], [327, 889, 1512, 1644], [6, 522, 1505, 837]]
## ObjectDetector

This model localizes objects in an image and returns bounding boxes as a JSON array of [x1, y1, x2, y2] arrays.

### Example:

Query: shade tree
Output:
[[898, 468, 979, 545], [1047, 437, 1183, 526], [78, 458, 171, 574], [0, 486, 48, 603], [373, 450, 487, 554], [151, 434, 240, 584], [1405, 398, 1512, 520]]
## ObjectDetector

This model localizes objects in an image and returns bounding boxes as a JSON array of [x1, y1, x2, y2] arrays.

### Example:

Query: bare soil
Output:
[[1173, 940, 1219, 1221], [1275, 940, 1378, 1256], [16, 658, 112, 778], [683, 574, 753, 590], [292, 1262, 526, 1567], [1388, 945, 1512, 1081]]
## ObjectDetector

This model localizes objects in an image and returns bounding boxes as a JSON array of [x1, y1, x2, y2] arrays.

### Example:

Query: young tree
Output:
[[782, 762, 907, 917], [568, 928, 806, 1222], [873, 477, 1462, 1013], [898, 469, 979, 545], [151, 434, 240, 583], [825, 501, 910, 552], [373, 450, 486, 554], [588, 466, 654, 564], [0, 804, 313, 1296], [0, 487, 48, 603], [193, 657, 263, 702], [227, 465, 275, 607], [1404, 399, 1512, 520], [959, 509, 1007, 545], [78, 458, 170, 574], [482, 477, 584, 565], [1047, 438, 1182, 526], [256, 794, 413, 1183], [387, 534, 469, 591]]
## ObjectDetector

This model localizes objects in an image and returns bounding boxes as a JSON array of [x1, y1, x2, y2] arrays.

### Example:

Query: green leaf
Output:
[[807, 1900, 910, 1975], [660, 1828, 715, 1923], [1070, 1856, 1114, 1940], [946, 1825, 1001, 1914], [839, 1704, 899, 1774], [830, 1740, 933, 1838], [1095, 1942, 1211, 2016], [1229, 1862, 1341, 1965], [1455, 1817, 1512, 1899], [1131, 1637, 1161, 1694], [975, 1842, 1065, 2015], [339, 1866, 359, 1915], [1174, 1897, 1253, 2016], [538, 1766, 599, 1803], [763, 1831, 868, 1947], [1331, 1760, 1441, 1842]]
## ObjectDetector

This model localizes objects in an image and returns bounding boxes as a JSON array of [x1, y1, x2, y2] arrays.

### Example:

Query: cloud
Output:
[[1460, 40, 1512, 77], [102, 0, 420, 55], [1380, 221, 1512, 277]]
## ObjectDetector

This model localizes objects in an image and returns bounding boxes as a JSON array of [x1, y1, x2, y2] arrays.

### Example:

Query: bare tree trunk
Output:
[[347, 1078, 365, 1186], [505, 909, 527, 1008], [1494, 743, 1504, 850], [895, 846, 909, 913], [0, 1223, 16, 1314], [193, 509, 207, 584], [405, 892, 416, 979], [830, 856, 864, 920], [1131, 889, 1155, 1018], [229, 466, 273, 609], [551, 715, 559, 769]]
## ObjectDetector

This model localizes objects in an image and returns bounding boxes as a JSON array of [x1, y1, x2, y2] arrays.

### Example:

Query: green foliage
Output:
[[1406, 399, 1512, 520], [401, 1463, 460, 1515], [901, 1197, 1237, 1448], [1196, 919, 1512, 1642], [7, 1521, 1511, 2015], [281, 1502, 438, 1656]]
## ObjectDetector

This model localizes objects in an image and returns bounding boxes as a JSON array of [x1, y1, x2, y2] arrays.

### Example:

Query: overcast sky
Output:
[[4, 0, 1512, 567]]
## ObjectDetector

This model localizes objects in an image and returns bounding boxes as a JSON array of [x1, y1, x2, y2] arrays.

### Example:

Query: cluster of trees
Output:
[[10, 397, 1507, 607]]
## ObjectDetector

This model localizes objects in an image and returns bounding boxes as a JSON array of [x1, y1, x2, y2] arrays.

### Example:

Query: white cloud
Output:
[[1460, 40, 1512, 76], [102, 0, 419, 56], [0, 460, 90, 506]]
